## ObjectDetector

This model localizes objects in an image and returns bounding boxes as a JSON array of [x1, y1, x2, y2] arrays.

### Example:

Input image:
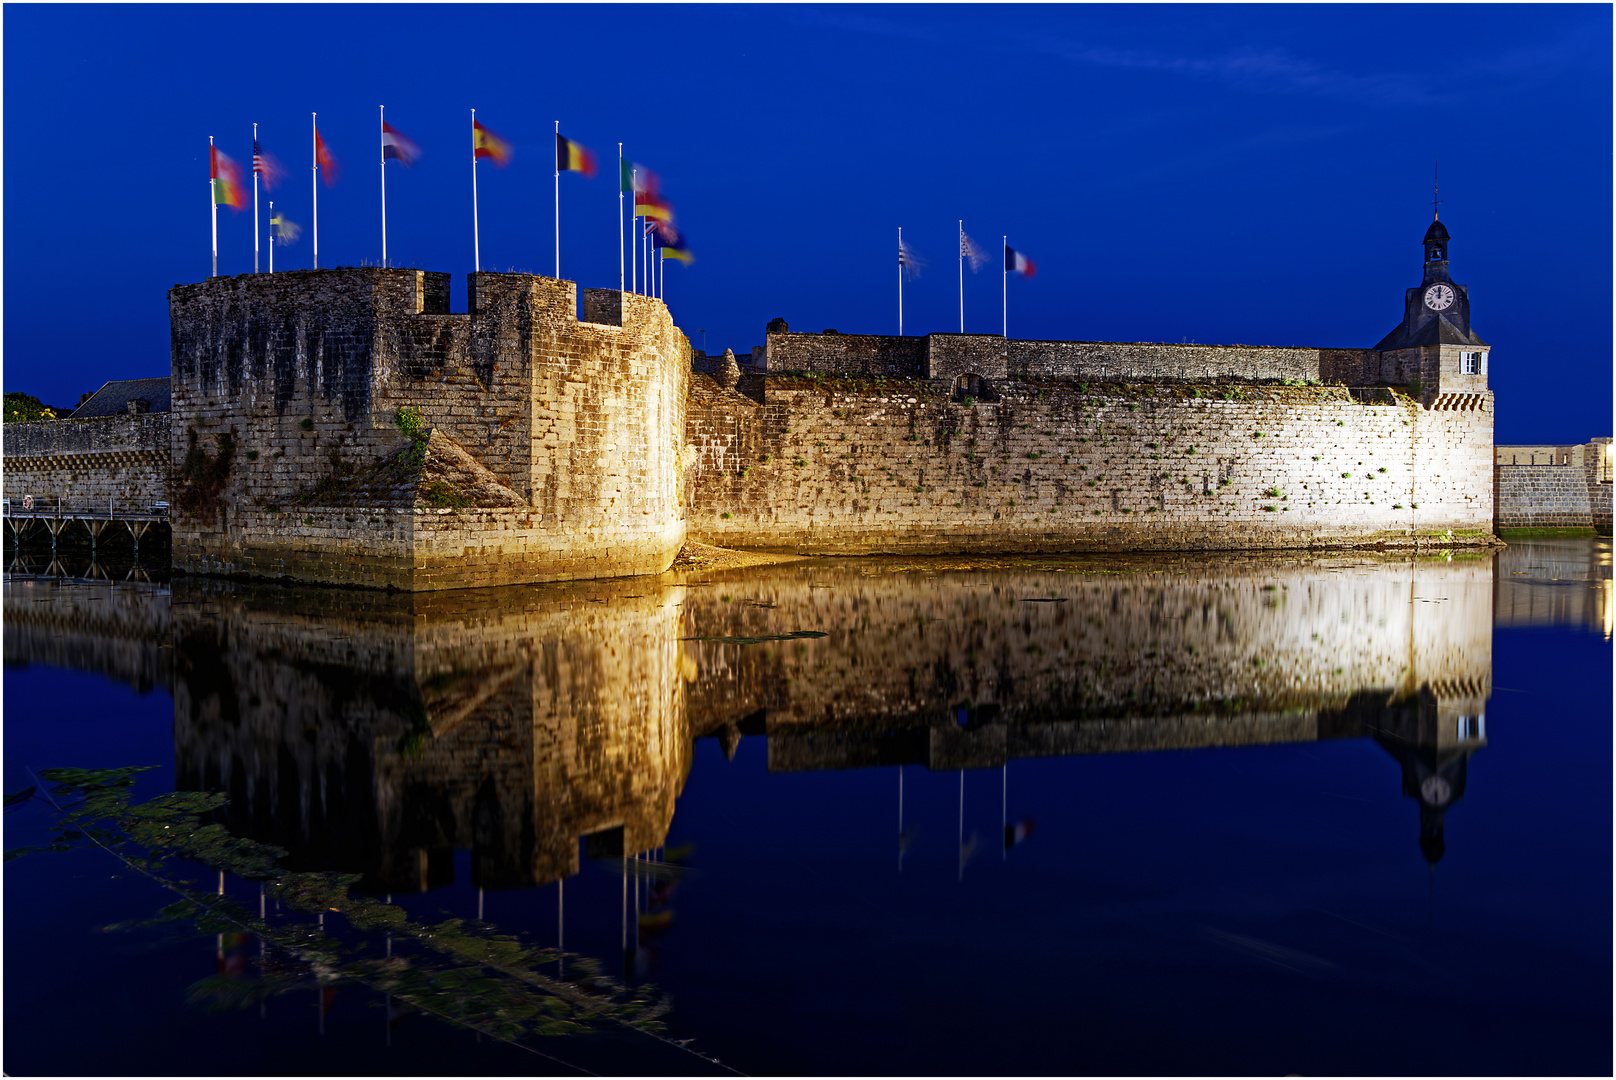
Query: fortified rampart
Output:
[[685, 357, 1494, 554], [165, 268, 689, 590], [1493, 437, 1612, 532], [2, 412, 170, 512]]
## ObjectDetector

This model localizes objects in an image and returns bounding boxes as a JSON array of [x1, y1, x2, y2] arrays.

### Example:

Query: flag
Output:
[[211, 145, 245, 209], [473, 120, 511, 166], [253, 138, 283, 190], [1005, 244, 1035, 278], [657, 225, 693, 264], [634, 190, 673, 221], [1004, 818, 1035, 852], [555, 133, 596, 177], [899, 237, 924, 278], [621, 159, 659, 194], [314, 127, 339, 186], [382, 121, 420, 166], [960, 229, 988, 271], [271, 209, 301, 245]]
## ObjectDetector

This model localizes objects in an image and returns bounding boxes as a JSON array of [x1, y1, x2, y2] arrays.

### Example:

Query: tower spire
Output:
[[1433, 157, 1440, 221]]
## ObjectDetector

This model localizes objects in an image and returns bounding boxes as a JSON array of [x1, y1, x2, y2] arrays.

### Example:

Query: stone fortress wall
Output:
[[164, 268, 689, 590], [685, 325, 1496, 555], [1493, 437, 1612, 532], [2, 412, 170, 512]]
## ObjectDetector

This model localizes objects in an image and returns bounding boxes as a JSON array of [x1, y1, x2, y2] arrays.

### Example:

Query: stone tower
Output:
[[1373, 214, 1492, 405]]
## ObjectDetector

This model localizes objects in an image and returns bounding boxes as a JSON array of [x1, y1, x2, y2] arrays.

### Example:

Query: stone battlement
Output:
[[165, 267, 689, 589]]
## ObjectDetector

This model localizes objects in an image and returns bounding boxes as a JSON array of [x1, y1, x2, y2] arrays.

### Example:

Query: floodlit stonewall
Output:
[[165, 267, 689, 590]]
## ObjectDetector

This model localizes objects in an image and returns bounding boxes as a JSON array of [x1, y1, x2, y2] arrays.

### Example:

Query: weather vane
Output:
[[1433, 157, 1441, 221]]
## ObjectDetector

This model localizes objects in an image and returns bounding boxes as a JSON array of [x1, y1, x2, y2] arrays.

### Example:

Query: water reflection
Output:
[[4, 550, 1525, 883], [1494, 537, 1613, 638]]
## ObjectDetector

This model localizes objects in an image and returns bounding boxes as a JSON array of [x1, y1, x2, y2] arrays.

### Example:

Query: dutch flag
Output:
[[382, 121, 420, 166]]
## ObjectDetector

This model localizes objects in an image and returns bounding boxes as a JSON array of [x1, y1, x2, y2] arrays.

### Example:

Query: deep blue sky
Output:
[[4, 4, 1609, 442]]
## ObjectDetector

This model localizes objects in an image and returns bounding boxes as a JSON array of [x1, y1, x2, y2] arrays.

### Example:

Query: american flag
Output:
[[252, 138, 282, 190]]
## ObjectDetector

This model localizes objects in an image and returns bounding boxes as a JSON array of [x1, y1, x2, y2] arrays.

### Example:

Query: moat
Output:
[[3, 539, 1610, 1076]]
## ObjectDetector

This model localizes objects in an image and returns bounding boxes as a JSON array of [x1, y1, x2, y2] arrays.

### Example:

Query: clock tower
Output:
[[1373, 213, 1490, 401]]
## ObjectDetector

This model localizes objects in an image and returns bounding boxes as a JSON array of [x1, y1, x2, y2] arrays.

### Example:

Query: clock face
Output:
[[1424, 284, 1455, 311], [1420, 775, 1453, 807]]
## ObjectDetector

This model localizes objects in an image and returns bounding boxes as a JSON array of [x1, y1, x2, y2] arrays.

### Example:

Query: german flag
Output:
[[474, 120, 511, 166], [555, 133, 596, 177]]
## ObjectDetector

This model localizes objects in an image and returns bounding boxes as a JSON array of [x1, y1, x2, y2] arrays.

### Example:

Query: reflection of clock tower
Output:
[[1373, 212, 1491, 404]]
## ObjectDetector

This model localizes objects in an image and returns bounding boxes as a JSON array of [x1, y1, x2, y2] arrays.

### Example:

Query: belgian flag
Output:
[[556, 133, 596, 177]]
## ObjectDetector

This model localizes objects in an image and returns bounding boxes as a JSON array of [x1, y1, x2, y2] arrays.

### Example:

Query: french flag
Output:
[[382, 122, 420, 166], [1005, 244, 1035, 278]]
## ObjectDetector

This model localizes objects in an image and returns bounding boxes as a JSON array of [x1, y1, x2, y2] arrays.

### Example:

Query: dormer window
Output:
[[1460, 350, 1485, 374]]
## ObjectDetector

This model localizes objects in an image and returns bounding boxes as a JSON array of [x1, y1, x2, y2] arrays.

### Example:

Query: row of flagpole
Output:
[[898, 224, 1036, 340], [210, 113, 692, 295]]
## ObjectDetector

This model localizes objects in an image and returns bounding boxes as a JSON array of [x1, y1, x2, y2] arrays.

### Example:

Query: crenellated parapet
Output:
[[165, 267, 689, 590]]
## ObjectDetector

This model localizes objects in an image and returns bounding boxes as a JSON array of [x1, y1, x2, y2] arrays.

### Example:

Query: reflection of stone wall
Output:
[[1, 577, 171, 693], [1494, 538, 1613, 636], [171, 577, 689, 893], [678, 554, 1495, 771]]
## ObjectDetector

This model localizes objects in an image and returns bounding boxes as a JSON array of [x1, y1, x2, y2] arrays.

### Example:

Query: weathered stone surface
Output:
[[164, 269, 689, 590], [685, 374, 1495, 553]]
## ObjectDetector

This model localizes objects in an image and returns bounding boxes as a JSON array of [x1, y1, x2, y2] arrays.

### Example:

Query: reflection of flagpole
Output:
[[471, 109, 480, 273], [252, 123, 259, 274], [898, 766, 904, 872], [209, 136, 218, 278], [957, 769, 965, 882], [1001, 763, 1007, 861], [558, 878, 565, 979]]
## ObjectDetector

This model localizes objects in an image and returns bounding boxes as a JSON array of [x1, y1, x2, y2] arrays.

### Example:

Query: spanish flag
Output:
[[555, 133, 595, 177], [634, 190, 672, 222], [211, 145, 245, 209], [474, 120, 511, 166]]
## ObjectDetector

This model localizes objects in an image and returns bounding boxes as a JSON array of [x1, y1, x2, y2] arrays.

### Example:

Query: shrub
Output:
[[245, 449, 259, 461], [299, 417, 314, 431]]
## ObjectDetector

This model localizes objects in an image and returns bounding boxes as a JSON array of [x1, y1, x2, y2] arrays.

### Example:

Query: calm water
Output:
[[4, 541, 1611, 1076]]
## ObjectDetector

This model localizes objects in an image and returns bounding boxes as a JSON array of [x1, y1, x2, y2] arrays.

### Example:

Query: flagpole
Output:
[[210, 137, 218, 278], [630, 169, 638, 293], [1002, 235, 1007, 338], [958, 220, 964, 333], [618, 144, 625, 292], [471, 109, 480, 273], [311, 113, 319, 270], [268, 201, 274, 274], [898, 226, 903, 336], [252, 124, 260, 274], [380, 105, 388, 268], [553, 120, 561, 279]]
